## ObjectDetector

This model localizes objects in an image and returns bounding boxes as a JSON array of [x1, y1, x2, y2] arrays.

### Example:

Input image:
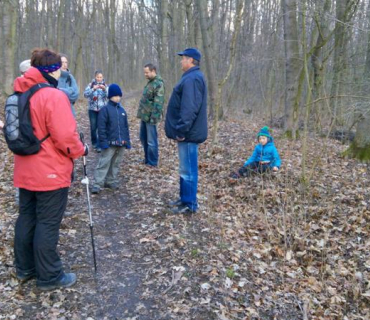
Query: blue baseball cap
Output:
[[177, 47, 201, 61]]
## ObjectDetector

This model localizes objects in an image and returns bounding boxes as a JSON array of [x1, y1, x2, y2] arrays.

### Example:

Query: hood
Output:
[[13, 67, 47, 93]]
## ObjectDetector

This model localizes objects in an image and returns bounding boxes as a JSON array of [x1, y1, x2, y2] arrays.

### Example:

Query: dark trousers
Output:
[[238, 162, 270, 177], [14, 187, 69, 286], [88, 110, 99, 148]]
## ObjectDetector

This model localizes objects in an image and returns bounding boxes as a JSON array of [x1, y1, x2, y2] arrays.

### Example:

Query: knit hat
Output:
[[108, 83, 123, 99], [257, 126, 272, 139], [19, 59, 31, 74]]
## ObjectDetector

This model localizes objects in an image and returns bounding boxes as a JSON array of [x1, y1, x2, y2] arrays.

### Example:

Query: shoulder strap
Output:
[[20, 83, 52, 142], [66, 74, 72, 86], [20, 83, 52, 103]]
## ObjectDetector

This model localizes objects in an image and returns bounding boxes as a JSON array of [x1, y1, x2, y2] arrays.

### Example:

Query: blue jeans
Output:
[[140, 121, 158, 166], [88, 110, 99, 147], [178, 142, 198, 211]]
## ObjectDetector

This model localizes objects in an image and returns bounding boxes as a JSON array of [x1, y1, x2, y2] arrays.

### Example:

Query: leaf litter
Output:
[[0, 94, 370, 319]]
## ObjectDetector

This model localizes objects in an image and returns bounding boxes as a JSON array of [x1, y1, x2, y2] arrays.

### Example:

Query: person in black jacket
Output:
[[92, 84, 131, 194], [165, 47, 208, 214]]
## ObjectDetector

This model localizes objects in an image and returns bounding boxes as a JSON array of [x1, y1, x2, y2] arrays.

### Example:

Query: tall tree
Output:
[[196, 0, 217, 119], [330, 0, 360, 126], [2, 0, 18, 95], [281, 0, 300, 139]]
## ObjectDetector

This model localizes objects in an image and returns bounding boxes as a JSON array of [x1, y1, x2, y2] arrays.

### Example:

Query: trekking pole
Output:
[[80, 133, 97, 273]]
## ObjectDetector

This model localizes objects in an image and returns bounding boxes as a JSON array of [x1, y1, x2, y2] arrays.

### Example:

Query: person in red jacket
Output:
[[13, 48, 87, 291]]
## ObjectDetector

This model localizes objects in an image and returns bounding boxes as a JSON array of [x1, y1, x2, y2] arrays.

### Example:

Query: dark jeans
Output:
[[88, 110, 99, 148], [14, 188, 69, 286], [238, 162, 270, 177], [139, 121, 159, 166], [178, 142, 198, 211]]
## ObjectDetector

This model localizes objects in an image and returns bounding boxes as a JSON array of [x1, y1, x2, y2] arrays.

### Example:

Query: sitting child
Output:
[[91, 84, 131, 194], [232, 126, 281, 178]]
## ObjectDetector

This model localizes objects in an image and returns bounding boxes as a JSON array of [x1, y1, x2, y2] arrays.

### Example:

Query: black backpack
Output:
[[3, 83, 51, 155]]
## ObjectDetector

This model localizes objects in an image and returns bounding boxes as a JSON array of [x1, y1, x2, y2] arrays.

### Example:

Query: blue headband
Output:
[[35, 63, 61, 73]]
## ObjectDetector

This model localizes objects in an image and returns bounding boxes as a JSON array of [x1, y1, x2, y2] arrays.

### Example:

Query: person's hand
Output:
[[84, 144, 89, 156], [0, 120, 4, 129], [176, 136, 185, 142], [273, 166, 278, 172], [99, 84, 106, 89], [93, 85, 100, 90]]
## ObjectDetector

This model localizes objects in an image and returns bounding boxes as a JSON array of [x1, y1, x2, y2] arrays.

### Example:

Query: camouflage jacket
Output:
[[137, 75, 165, 125]]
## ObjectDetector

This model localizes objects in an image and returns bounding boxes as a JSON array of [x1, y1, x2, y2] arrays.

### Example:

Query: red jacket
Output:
[[13, 67, 85, 191]]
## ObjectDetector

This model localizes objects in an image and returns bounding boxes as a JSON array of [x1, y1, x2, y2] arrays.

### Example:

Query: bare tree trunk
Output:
[[3, 0, 18, 95], [56, 1, 66, 52], [158, 0, 169, 84], [184, 0, 195, 47], [346, 116, 370, 161], [196, 0, 217, 119], [330, 0, 359, 127], [282, 0, 300, 139], [347, 0, 370, 161], [209, 0, 244, 153], [311, 0, 331, 132], [363, 0, 370, 91]]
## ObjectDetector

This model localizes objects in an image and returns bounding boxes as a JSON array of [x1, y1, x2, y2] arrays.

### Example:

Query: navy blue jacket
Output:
[[98, 100, 131, 149], [165, 66, 208, 143]]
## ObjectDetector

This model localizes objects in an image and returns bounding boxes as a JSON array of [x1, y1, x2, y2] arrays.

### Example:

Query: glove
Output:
[[84, 144, 89, 156]]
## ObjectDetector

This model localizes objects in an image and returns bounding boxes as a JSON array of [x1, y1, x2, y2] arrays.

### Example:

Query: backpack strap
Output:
[[21, 83, 53, 142]]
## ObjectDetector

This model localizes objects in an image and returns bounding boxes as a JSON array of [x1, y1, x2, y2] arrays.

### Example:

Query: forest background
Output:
[[2, 0, 370, 153]]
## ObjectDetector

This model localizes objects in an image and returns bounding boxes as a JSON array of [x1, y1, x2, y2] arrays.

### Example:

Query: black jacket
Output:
[[165, 66, 207, 143], [98, 100, 131, 149]]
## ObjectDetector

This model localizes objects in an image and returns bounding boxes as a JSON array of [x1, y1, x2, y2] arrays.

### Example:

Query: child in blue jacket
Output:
[[92, 84, 131, 194], [233, 126, 281, 178]]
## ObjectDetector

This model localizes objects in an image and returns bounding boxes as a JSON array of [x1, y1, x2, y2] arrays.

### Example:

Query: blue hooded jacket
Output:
[[244, 127, 281, 168], [165, 66, 207, 143], [58, 70, 79, 116], [97, 100, 131, 149]]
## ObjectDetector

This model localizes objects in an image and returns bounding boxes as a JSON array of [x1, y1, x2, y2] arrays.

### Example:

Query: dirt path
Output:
[[1, 91, 215, 319]]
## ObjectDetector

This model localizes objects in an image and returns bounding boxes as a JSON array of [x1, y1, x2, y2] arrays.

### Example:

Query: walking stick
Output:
[[80, 133, 97, 272]]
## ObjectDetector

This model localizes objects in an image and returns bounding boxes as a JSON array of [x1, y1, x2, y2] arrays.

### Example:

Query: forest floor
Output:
[[1, 93, 370, 320]]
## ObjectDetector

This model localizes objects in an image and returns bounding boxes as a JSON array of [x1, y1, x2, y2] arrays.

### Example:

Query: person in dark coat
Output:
[[165, 47, 208, 214], [92, 84, 131, 194]]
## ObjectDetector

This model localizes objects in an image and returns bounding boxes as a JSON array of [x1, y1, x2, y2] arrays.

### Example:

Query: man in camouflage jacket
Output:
[[137, 63, 165, 167]]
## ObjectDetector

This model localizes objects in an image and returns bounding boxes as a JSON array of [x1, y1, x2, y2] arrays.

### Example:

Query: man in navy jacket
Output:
[[165, 47, 208, 214]]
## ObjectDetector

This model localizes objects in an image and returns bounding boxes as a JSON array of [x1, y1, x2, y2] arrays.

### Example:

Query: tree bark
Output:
[[209, 0, 244, 153], [3, 0, 18, 95], [281, 0, 301, 139], [196, 0, 217, 119]]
